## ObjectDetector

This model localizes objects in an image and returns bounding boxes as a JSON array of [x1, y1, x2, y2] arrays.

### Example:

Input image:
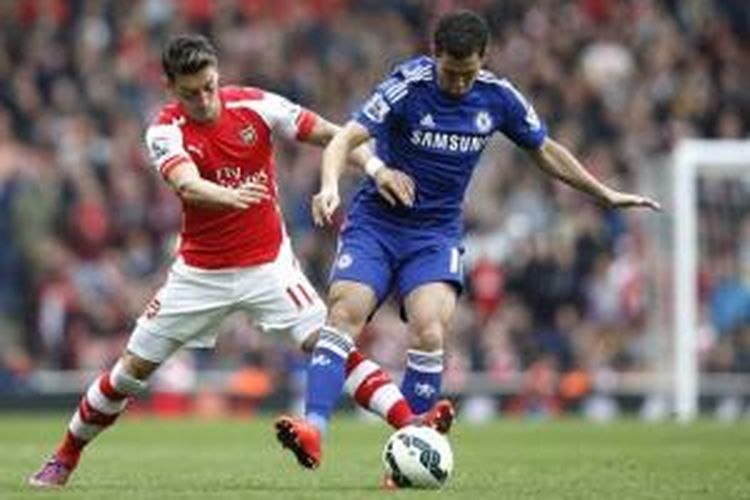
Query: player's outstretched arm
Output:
[[527, 138, 661, 211], [300, 116, 373, 170], [313, 120, 415, 225], [304, 117, 392, 226], [311, 120, 370, 225], [166, 160, 270, 210]]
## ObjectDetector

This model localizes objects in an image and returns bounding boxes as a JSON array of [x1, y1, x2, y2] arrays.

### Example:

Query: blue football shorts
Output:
[[329, 218, 464, 307]]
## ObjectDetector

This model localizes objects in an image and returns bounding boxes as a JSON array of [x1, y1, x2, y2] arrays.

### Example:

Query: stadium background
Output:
[[0, 0, 748, 421]]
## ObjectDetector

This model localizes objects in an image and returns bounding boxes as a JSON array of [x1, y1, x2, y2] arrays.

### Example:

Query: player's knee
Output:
[[326, 299, 368, 334], [300, 331, 320, 353], [413, 321, 448, 351], [120, 352, 159, 383]]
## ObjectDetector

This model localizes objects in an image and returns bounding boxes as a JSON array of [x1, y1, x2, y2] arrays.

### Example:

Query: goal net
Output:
[[663, 139, 750, 421]]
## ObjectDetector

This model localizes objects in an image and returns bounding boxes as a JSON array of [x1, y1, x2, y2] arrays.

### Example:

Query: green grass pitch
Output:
[[2, 414, 749, 499]]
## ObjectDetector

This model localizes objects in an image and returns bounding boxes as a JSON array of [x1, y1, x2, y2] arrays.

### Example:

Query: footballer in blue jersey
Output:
[[333, 53, 549, 309], [278, 10, 660, 471]]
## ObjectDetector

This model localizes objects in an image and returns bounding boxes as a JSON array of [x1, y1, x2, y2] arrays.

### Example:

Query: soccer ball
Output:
[[382, 425, 454, 489]]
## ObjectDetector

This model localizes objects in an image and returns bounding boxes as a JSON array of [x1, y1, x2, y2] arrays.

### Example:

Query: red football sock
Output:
[[345, 350, 415, 429], [55, 366, 134, 468], [55, 431, 86, 468]]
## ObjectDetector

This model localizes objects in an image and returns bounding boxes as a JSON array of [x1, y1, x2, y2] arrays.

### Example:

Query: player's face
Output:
[[435, 52, 483, 98], [170, 65, 220, 122]]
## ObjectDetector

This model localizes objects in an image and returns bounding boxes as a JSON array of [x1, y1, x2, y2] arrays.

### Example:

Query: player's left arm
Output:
[[305, 117, 415, 225], [262, 90, 372, 170], [300, 115, 374, 171], [527, 137, 661, 211]]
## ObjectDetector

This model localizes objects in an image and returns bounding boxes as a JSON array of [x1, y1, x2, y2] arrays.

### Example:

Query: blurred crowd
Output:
[[0, 0, 749, 414]]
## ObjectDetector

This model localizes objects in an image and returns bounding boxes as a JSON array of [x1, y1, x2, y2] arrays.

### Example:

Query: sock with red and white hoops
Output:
[[55, 360, 146, 467], [344, 350, 414, 429]]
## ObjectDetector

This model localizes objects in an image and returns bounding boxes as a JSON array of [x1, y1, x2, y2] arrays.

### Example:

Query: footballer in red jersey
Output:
[[29, 34, 440, 488], [146, 84, 317, 269]]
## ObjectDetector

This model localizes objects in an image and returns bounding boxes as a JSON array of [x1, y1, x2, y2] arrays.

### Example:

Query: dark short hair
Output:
[[161, 34, 218, 81], [433, 10, 489, 59]]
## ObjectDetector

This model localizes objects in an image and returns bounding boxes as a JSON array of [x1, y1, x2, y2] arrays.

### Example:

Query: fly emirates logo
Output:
[[216, 167, 270, 190]]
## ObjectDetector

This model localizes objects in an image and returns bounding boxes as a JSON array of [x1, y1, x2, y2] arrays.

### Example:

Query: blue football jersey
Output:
[[350, 56, 547, 233]]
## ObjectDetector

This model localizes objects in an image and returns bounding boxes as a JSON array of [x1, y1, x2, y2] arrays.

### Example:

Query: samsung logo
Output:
[[410, 130, 489, 153]]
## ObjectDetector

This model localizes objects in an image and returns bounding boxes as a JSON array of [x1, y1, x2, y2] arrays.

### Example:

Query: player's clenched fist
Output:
[[311, 185, 340, 226], [373, 167, 415, 208]]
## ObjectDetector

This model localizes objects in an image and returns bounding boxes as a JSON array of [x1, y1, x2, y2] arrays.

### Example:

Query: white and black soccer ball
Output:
[[382, 425, 454, 489]]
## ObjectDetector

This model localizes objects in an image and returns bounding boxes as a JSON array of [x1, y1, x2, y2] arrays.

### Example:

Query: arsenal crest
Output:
[[239, 125, 256, 144]]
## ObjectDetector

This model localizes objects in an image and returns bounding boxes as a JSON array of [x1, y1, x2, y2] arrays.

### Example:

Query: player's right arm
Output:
[[313, 120, 369, 225], [314, 120, 415, 225], [145, 123, 269, 210], [164, 161, 269, 210], [314, 72, 421, 226]]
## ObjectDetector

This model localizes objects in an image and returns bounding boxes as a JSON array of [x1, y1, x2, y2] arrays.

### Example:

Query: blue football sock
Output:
[[304, 326, 354, 434], [401, 349, 444, 414]]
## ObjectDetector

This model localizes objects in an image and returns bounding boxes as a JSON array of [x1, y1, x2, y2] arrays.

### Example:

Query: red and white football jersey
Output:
[[145, 86, 317, 269]]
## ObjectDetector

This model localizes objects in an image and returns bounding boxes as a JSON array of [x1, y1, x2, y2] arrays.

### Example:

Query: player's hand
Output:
[[229, 181, 271, 209], [311, 185, 340, 226], [373, 167, 415, 208], [606, 191, 662, 211]]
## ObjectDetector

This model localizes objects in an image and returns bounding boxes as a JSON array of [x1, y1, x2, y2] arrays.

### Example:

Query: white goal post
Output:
[[672, 139, 750, 422]]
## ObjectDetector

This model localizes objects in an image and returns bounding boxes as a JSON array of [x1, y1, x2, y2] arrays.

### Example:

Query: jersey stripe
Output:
[[389, 87, 409, 104], [384, 82, 407, 100], [450, 248, 460, 274], [160, 155, 190, 178], [296, 283, 314, 306], [476, 70, 505, 85], [225, 100, 260, 109], [383, 64, 433, 104], [399, 64, 433, 82], [295, 110, 318, 140], [286, 287, 302, 310]]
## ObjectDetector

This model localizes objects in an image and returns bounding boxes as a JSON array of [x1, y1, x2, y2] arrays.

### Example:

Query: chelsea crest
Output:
[[475, 111, 493, 134]]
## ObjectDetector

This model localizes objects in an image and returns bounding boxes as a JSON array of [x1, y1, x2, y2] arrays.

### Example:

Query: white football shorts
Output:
[[127, 239, 326, 363]]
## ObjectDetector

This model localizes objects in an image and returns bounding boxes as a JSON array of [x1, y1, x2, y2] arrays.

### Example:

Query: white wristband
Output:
[[364, 157, 385, 178]]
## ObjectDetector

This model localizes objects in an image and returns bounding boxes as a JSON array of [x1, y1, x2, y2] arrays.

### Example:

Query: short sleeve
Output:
[[144, 124, 190, 177], [497, 81, 547, 150], [353, 76, 406, 137], [259, 91, 317, 141]]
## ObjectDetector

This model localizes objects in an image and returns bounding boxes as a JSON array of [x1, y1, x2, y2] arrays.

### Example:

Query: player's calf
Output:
[[344, 351, 453, 433], [28, 360, 147, 487], [344, 350, 414, 428]]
